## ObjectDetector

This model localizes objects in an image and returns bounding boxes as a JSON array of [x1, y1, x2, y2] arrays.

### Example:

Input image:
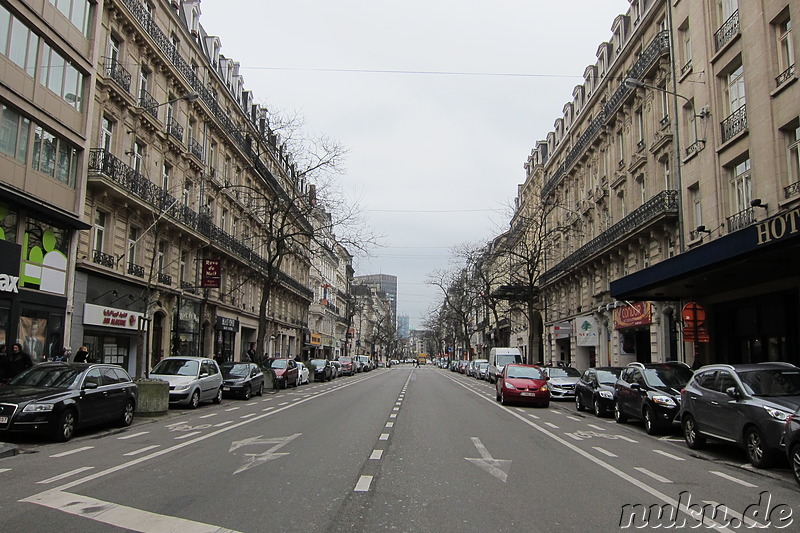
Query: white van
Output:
[[487, 348, 523, 383]]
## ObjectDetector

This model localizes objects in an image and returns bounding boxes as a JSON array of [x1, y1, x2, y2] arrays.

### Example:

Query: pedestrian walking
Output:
[[245, 342, 257, 362], [73, 345, 89, 363], [53, 347, 71, 362], [6, 343, 33, 380]]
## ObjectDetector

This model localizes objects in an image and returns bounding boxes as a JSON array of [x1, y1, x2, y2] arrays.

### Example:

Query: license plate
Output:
[[520, 392, 537, 397], [0, 416, 8, 424], [223, 387, 230, 391]]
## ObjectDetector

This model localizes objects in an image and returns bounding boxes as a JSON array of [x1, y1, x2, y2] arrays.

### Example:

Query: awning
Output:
[[611, 208, 800, 301], [1, 184, 91, 230]]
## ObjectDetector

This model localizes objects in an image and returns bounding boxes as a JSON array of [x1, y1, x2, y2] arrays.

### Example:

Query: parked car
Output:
[[0, 362, 137, 442], [614, 362, 693, 435], [496, 364, 550, 407], [783, 408, 800, 486], [331, 360, 342, 378], [681, 362, 800, 467], [151, 357, 223, 408], [297, 362, 310, 385], [338, 356, 355, 376], [310, 359, 333, 382], [219, 362, 264, 399], [543, 366, 581, 399], [575, 366, 624, 416], [269, 358, 299, 389], [477, 362, 490, 380], [357, 355, 372, 372]]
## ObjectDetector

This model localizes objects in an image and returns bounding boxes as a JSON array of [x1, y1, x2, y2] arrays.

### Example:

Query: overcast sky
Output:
[[200, 0, 631, 328]]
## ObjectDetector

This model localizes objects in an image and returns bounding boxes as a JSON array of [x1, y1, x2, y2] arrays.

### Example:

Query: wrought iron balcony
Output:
[[166, 117, 184, 142], [188, 138, 203, 159], [93, 250, 116, 268], [158, 272, 173, 285], [128, 263, 145, 278], [714, 11, 740, 52], [721, 104, 747, 143], [726, 207, 756, 233], [139, 88, 159, 118], [542, 190, 679, 284], [776, 64, 795, 87], [684, 140, 705, 158], [106, 58, 132, 93], [784, 181, 800, 199]]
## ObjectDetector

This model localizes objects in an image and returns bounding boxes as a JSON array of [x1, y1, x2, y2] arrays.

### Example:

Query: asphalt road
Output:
[[1, 366, 798, 532]]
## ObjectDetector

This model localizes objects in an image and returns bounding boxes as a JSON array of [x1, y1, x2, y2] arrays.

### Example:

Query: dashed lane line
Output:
[[379, 434, 390, 441], [653, 449, 685, 461], [369, 450, 383, 460], [50, 447, 94, 458], [710, 470, 757, 488], [118, 432, 149, 440], [354, 475, 373, 492], [37, 467, 95, 484], [174, 431, 202, 440], [634, 467, 673, 483], [123, 445, 161, 457], [385, 422, 394, 428], [198, 413, 218, 419], [592, 447, 618, 458]]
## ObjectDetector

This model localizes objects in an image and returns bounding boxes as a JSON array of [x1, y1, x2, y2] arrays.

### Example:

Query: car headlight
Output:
[[599, 390, 613, 400], [23, 403, 54, 413], [652, 395, 677, 407], [173, 384, 191, 392], [764, 407, 791, 421], [540, 385, 548, 392], [504, 381, 515, 390]]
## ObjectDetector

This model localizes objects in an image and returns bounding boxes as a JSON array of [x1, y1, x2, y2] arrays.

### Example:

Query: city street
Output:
[[1, 366, 798, 532]]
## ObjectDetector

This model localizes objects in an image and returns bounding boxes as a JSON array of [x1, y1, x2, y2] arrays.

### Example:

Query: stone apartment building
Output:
[[518, 0, 799, 370]]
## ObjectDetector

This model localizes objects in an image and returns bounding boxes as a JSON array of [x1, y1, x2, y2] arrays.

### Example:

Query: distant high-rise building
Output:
[[353, 274, 397, 321], [397, 315, 409, 339]]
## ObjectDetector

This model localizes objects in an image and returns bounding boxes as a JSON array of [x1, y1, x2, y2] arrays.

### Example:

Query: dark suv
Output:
[[681, 362, 800, 468], [614, 362, 693, 434]]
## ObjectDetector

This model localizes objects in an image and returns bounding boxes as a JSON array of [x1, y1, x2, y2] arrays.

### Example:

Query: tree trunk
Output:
[[255, 280, 270, 367]]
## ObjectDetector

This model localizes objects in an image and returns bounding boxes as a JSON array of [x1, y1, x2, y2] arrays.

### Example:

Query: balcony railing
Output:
[[166, 117, 184, 142], [106, 58, 132, 93], [93, 250, 116, 268], [776, 64, 795, 87], [542, 190, 679, 284], [720, 104, 747, 143], [684, 140, 705, 158], [139, 88, 159, 118], [726, 207, 756, 233], [157, 272, 173, 285], [128, 263, 145, 278], [188, 138, 203, 159], [784, 181, 800, 199], [681, 59, 692, 77], [714, 10, 740, 52]]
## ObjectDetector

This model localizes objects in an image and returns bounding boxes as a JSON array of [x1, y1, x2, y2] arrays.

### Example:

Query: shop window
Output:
[[0, 200, 18, 242], [20, 219, 68, 295], [83, 334, 130, 367], [19, 310, 61, 364]]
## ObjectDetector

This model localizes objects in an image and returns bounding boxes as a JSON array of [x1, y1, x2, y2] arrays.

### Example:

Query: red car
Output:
[[496, 364, 550, 407], [338, 356, 355, 376], [269, 358, 299, 389]]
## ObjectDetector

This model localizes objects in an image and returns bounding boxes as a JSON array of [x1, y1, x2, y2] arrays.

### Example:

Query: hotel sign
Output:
[[756, 207, 800, 245]]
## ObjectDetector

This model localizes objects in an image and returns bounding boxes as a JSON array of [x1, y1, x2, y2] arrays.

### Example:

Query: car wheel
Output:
[[790, 444, 800, 487], [53, 409, 76, 442], [643, 406, 661, 435], [120, 400, 135, 427], [682, 414, 705, 449], [243, 385, 251, 400], [745, 426, 773, 468], [256, 382, 264, 396], [189, 390, 200, 409], [500, 389, 507, 405], [496, 388, 501, 402], [575, 394, 585, 411], [593, 398, 603, 417], [614, 401, 628, 423], [213, 387, 223, 404]]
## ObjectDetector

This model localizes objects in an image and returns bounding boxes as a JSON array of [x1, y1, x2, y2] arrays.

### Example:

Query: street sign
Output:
[[682, 302, 705, 325]]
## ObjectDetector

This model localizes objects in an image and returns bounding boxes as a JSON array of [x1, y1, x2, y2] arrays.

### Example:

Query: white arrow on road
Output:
[[465, 437, 512, 483], [230, 433, 301, 475]]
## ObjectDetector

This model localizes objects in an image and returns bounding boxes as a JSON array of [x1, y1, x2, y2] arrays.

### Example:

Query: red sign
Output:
[[201, 259, 221, 288], [683, 326, 710, 343], [682, 302, 706, 325], [614, 301, 652, 329]]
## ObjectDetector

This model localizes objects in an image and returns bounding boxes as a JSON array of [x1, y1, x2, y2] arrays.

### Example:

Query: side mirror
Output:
[[630, 383, 641, 391], [200, 372, 209, 378], [725, 387, 741, 399], [83, 381, 99, 390]]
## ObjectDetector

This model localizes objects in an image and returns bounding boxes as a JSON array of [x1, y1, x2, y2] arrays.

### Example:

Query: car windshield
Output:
[[270, 359, 288, 369], [340, 357, 352, 363], [9, 366, 83, 389], [497, 355, 518, 366], [643, 365, 693, 389], [220, 363, 250, 378], [597, 369, 622, 384], [507, 366, 544, 380], [152, 359, 199, 376], [739, 369, 800, 397], [310, 359, 326, 367], [547, 367, 581, 378], [479, 363, 489, 370]]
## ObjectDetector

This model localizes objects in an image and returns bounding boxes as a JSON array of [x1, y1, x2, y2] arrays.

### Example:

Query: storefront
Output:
[[613, 301, 653, 365], [174, 296, 201, 357], [81, 303, 144, 375], [214, 315, 239, 362]]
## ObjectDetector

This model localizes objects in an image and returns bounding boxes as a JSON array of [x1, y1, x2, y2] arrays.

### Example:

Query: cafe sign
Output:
[[614, 301, 652, 330], [84, 303, 143, 331]]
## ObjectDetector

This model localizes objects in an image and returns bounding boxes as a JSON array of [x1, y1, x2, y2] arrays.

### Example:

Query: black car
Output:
[[309, 359, 333, 381], [614, 362, 693, 435], [220, 362, 265, 400], [575, 366, 624, 417], [784, 408, 800, 486], [681, 363, 800, 467], [0, 362, 137, 442]]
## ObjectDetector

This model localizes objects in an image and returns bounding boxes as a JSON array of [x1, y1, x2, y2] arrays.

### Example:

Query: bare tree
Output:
[[428, 265, 482, 359]]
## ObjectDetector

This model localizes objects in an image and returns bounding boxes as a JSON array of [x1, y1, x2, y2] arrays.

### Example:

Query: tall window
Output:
[[221, 208, 228, 232], [679, 19, 692, 72], [726, 64, 746, 114], [788, 125, 800, 185], [127, 226, 139, 268], [157, 240, 167, 274], [32, 125, 78, 186], [41, 43, 84, 110], [131, 140, 144, 174], [100, 116, 113, 152], [179, 250, 187, 286], [659, 82, 669, 123], [0, 103, 30, 163], [616, 131, 624, 164], [93, 211, 106, 253], [777, 16, 794, 75], [183, 180, 193, 207], [689, 184, 702, 229], [0, 7, 40, 76], [718, 0, 738, 22], [162, 162, 171, 191], [635, 109, 644, 147], [732, 158, 752, 212], [662, 157, 670, 190], [685, 99, 697, 144], [138, 68, 150, 101]]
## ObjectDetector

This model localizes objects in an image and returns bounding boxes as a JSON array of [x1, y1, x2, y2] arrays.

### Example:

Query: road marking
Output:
[[465, 437, 512, 483], [21, 490, 242, 533], [710, 470, 757, 488], [392, 407, 400, 411], [37, 467, 95, 484], [544, 422, 559, 429], [198, 413, 218, 419], [379, 433, 390, 441], [515, 408, 526, 413], [164, 420, 188, 428], [240, 413, 256, 419], [702, 499, 766, 529], [123, 445, 161, 456], [0, 468, 10, 473], [389, 413, 397, 418], [230, 434, 300, 474], [566, 433, 583, 441], [592, 447, 618, 458], [653, 449, 685, 461], [225, 407, 241, 411], [354, 475, 373, 492], [370, 450, 383, 460], [567, 416, 581, 421], [118, 432, 149, 440], [634, 467, 672, 483], [175, 431, 201, 440], [214, 421, 234, 427], [528, 414, 540, 419], [616, 435, 638, 443], [50, 447, 94, 458], [278, 402, 289, 406], [385, 422, 394, 428], [247, 402, 259, 406], [262, 407, 275, 412], [587, 424, 606, 431]]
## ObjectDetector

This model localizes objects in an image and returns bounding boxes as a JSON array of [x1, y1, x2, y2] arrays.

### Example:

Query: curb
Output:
[[0, 442, 19, 458]]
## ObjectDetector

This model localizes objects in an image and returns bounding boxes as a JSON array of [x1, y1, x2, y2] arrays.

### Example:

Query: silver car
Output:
[[150, 357, 223, 409], [543, 366, 581, 399]]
